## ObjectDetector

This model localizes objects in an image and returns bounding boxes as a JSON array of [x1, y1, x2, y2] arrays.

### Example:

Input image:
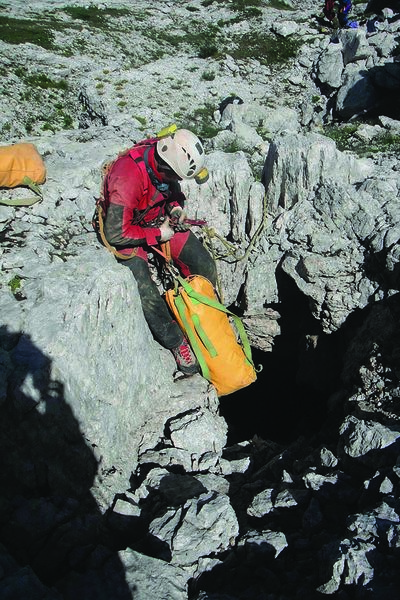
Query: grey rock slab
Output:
[[339, 29, 374, 65], [238, 529, 288, 558], [150, 492, 239, 567], [7, 246, 178, 508], [119, 548, 188, 600], [317, 42, 344, 88], [168, 405, 228, 456], [263, 132, 373, 213], [339, 415, 400, 458], [318, 538, 375, 593]]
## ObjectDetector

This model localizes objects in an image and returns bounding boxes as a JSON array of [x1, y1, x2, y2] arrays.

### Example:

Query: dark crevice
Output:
[[220, 271, 349, 446]]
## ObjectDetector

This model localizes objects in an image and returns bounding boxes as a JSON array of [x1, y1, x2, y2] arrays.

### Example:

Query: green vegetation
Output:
[[230, 31, 302, 65], [62, 5, 130, 28], [201, 0, 262, 10], [145, 18, 301, 65], [25, 73, 68, 90], [0, 15, 56, 49], [267, 0, 295, 9], [323, 124, 358, 150], [134, 115, 147, 127], [189, 23, 222, 59], [62, 114, 73, 129], [223, 139, 241, 153], [180, 104, 221, 139], [201, 70, 216, 81], [8, 65, 75, 134], [0, 6, 131, 53], [142, 21, 222, 60], [324, 124, 400, 156], [202, 0, 293, 14], [8, 275, 22, 294]]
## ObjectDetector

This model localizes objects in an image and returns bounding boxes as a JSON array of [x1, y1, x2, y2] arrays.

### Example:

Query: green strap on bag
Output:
[[174, 294, 211, 380], [0, 176, 43, 206], [174, 274, 255, 369]]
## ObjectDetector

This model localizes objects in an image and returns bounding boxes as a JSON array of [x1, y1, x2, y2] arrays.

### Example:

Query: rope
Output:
[[234, 190, 269, 263], [202, 191, 269, 265]]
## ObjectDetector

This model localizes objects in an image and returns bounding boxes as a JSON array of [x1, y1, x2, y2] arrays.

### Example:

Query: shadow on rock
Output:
[[335, 62, 400, 121], [0, 325, 134, 599]]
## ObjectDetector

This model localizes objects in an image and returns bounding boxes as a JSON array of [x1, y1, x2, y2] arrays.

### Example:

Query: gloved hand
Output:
[[169, 206, 190, 231], [159, 219, 175, 242]]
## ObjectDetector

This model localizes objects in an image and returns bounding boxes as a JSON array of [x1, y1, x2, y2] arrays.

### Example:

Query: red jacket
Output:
[[102, 139, 184, 253]]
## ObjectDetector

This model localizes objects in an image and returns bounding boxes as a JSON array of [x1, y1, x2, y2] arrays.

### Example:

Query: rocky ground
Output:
[[0, 0, 400, 599]]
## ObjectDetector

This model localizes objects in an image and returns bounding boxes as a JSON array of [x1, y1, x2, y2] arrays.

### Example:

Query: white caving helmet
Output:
[[156, 129, 209, 183]]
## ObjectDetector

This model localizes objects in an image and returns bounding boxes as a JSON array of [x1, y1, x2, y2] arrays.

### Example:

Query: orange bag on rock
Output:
[[0, 142, 46, 205]]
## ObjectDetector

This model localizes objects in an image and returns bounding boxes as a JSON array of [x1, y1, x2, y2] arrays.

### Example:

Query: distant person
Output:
[[323, 0, 359, 27], [98, 127, 217, 376]]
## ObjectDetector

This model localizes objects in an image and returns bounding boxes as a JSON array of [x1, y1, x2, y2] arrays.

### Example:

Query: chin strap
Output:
[[143, 147, 170, 193]]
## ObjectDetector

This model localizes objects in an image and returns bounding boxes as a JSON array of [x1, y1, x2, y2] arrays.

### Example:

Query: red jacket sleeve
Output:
[[103, 154, 161, 247]]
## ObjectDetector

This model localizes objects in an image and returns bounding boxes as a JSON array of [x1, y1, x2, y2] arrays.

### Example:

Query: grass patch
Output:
[[323, 124, 358, 150], [25, 73, 68, 90], [267, 0, 295, 9], [201, 0, 263, 9], [201, 70, 216, 81], [134, 115, 147, 127], [0, 15, 55, 49], [223, 140, 242, 153], [143, 19, 300, 64], [143, 21, 223, 60], [324, 124, 400, 156], [8, 275, 22, 294], [189, 23, 222, 58], [231, 31, 302, 64], [62, 5, 130, 28], [179, 104, 221, 139]]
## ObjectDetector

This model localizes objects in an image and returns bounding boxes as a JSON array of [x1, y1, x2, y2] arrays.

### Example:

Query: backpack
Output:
[[0, 142, 46, 206], [165, 273, 258, 397]]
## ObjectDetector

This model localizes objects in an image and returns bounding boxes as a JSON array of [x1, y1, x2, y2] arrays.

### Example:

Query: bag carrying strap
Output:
[[159, 241, 172, 262], [174, 294, 212, 380], [0, 176, 43, 206]]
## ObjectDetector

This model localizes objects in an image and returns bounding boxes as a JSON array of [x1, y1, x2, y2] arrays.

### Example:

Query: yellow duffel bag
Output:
[[165, 274, 258, 397], [0, 142, 46, 205]]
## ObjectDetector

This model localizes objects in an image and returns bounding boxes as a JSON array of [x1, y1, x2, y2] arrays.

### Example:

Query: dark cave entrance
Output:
[[219, 272, 346, 446]]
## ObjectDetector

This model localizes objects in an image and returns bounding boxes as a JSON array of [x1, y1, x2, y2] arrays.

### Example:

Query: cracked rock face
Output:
[[1, 0, 400, 599]]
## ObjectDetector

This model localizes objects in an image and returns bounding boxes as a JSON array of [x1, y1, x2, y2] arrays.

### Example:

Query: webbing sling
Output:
[[0, 176, 43, 206]]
